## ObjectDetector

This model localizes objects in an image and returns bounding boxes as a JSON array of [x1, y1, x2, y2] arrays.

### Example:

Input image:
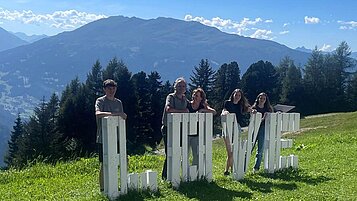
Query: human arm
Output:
[[95, 111, 127, 120], [199, 102, 217, 115], [165, 94, 189, 113]]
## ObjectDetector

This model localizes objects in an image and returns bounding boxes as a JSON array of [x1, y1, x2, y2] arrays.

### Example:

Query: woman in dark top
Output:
[[187, 88, 216, 165], [251, 92, 273, 173], [221, 89, 252, 175]]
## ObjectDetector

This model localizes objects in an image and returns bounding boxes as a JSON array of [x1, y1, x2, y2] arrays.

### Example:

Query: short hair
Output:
[[103, 79, 117, 88]]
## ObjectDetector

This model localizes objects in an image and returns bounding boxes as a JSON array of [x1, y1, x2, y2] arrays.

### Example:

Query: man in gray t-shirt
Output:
[[95, 79, 127, 191]]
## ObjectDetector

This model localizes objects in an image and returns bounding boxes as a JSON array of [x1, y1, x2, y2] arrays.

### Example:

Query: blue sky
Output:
[[1, 0, 356, 51]]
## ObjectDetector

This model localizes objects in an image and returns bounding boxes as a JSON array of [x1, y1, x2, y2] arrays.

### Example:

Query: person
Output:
[[221, 89, 252, 176], [95, 79, 127, 191], [251, 92, 273, 173], [161, 77, 189, 180], [187, 88, 216, 166]]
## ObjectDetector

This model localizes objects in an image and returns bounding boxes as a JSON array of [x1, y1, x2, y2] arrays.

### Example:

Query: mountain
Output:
[[295, 46, 313, 53], [0, 27, 29, 52], [351, 52, 357, 60], [13, 32, 48, 43], [0, 16, 311, 165]]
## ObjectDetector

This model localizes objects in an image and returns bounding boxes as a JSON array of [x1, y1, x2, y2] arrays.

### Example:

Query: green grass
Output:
[[1, 112, 356, 200]]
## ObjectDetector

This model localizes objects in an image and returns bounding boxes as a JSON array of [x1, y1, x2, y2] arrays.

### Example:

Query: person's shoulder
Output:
[[114, 97, 122, 103], [96, 95, 106, 102]]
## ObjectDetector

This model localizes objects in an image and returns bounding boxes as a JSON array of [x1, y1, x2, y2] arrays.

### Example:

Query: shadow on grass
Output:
[[177, 180, 252, 201], [240, 178, 298, 193], [115, 189, 162, 201], [259, 168, 332, 185]]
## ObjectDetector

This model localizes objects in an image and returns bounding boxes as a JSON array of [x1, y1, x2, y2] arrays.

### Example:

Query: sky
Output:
[[0, 0, 357, 51]]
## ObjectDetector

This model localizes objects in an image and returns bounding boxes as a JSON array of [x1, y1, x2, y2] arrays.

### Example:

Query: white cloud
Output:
[[279, 30, 289, 35], [304, 16, 320, 24], [319, 44, 332, 51], [250, 29, 273, 40], [283, 23, 290, 27], [185, 14, 274, 37], [0, 8, 107, 30], [337, 20, 357, 30]]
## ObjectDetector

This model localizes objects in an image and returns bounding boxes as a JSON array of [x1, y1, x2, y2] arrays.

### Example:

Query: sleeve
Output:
[[165, 94, 174, 108], [95, 98, 102, 112]]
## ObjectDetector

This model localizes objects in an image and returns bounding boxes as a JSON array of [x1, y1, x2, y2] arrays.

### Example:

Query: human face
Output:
[[258, 95, 267, 105], [233, 91, 242, 103], [104, 86, 117, 98], [192, 91, 202, 103], [175, 80, 186, 95]]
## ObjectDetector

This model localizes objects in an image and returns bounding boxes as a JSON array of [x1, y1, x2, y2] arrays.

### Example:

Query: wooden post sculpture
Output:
[[102, 116, 158, 199], [221, 113, 262, 180], [264, 113, 300, 173], [167, 113, 213, 187], [102, 116, 127, 199], [221, 112, 300, 179]]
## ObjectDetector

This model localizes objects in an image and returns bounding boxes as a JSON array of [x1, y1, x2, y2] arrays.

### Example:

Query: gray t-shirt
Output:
[[162, 93, 188, 126], [95, 95, 124, 143]]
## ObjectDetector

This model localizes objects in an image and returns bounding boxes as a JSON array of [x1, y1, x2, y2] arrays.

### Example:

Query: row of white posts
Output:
[[221, 112, 300, 180], [101, 112, 301, 199], [101, 116, 157, 200], [166, 113, 213, 187]]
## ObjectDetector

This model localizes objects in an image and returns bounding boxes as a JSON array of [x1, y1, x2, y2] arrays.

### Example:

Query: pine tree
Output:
[[189, 59, 216, 99], [147, 71, 164, 146], [4, 114, 23, 167], [131, 71, 153, 152], [303, 48, 326, 114]]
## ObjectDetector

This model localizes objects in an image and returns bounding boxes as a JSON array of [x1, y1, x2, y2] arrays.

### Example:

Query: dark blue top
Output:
[[223, 100, 244, 126]]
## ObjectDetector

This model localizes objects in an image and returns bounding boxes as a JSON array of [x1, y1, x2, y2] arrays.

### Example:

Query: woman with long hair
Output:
[[221, 89, 252, 175], [187, 87, 216, 165], [251, 92, 273, 173]]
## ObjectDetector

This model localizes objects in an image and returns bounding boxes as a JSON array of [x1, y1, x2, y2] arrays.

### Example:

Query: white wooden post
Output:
[[118, 118, 127, 195], [204, 113, 213, 182], [146, 170, 158, 192], [197, 113, 205, 179], [182, 114, 190, 182], [128, 173, 139, 190], [167, 113, 181, 187]]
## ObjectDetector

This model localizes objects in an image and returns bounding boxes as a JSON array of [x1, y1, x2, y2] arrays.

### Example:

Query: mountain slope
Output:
[[0, 16, 311, 164], [12, 32, 48, 43], [0, 27, 28, 52]]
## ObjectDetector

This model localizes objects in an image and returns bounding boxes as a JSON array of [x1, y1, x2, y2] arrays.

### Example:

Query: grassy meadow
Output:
[[1, 112, 356, 200]]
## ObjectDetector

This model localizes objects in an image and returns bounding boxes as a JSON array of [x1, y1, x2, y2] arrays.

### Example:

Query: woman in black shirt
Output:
[[251, 92, 273, 173], [221, 89, 252, 175]]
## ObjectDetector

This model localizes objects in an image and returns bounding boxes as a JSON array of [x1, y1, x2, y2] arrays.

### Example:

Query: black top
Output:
[[187, 101, 205, 113], [252, 105, 270, 125], [223, 100, 244, 126]]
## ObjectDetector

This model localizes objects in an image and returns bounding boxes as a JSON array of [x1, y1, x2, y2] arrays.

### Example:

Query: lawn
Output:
[[1, 112, 356, 200]]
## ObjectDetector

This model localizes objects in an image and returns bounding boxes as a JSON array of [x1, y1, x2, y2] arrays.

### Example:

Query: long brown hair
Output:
[[192, 87, 207, 106], [252, 92, 273, 112], [228, 89, 250, 113]]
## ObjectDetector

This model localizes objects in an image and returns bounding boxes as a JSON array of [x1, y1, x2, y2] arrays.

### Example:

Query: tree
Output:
[[302, 48, 325, 114], [346, 73, 357, 111], [189, 59, 216, 99], [147, 71, 164, 146], [4, 114, 24, 167], [213, 61, 241, 106], [277, 57, 303, 108], [241, 60, 279, 104]]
